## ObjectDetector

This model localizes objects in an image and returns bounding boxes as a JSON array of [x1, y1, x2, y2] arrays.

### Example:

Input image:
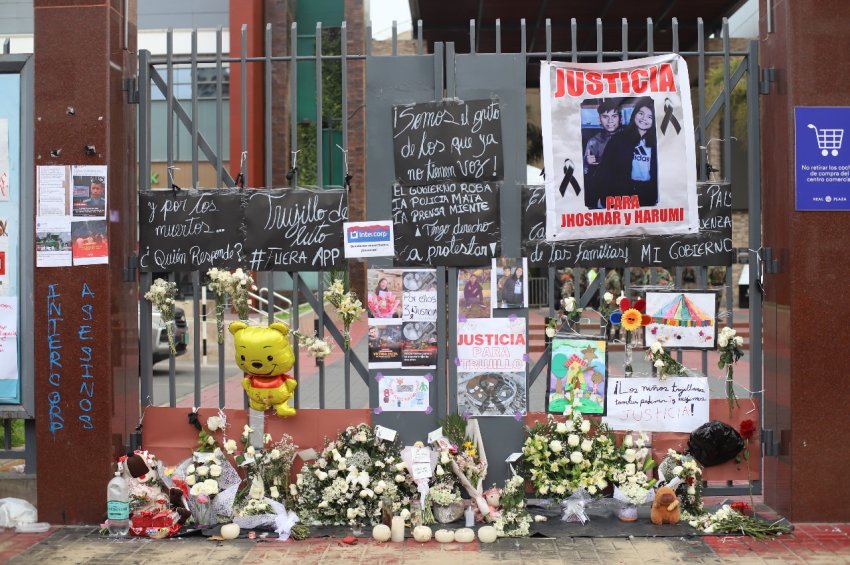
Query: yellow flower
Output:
[[621, 308, 643, 332]]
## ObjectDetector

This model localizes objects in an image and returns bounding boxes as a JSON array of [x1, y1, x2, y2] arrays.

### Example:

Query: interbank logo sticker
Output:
[[343, 221, 395, 258]]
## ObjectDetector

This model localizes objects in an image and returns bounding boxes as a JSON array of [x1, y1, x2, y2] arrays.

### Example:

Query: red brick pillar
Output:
[[760, 0, 850, 521], [230, 0, 265, 187], [345, 0, 367, 298], [33, 0, 139, 523]]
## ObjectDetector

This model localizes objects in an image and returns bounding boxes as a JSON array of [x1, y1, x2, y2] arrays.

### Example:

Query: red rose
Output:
[[731, 501, 752, 516], [739, 419, 756, 440], [687, 476, 695, 486]]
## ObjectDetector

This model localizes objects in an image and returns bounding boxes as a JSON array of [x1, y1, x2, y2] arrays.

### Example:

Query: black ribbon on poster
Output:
[[138, 187, 347, 271], [559, 158, 582, 197], [392, 99, 504, 185], [392, 180, 501, 267], [661, 98, 682, 135], [522, 182, 734, 267], [244, 188, 348, 271], [139, 189, 245, 272]]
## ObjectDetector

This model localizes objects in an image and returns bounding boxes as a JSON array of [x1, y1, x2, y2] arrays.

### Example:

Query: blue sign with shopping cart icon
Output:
[[795, 107, 850, 210]]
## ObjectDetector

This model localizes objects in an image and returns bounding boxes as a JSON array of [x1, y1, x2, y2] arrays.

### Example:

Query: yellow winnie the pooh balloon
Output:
[[229, 321, 298, 417]]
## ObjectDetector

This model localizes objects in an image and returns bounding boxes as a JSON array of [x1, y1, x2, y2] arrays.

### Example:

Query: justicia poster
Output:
[[540, 54, 699, 241]]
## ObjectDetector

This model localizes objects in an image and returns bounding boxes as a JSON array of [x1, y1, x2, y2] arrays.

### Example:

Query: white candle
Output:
[[391, 516, 405, 542]]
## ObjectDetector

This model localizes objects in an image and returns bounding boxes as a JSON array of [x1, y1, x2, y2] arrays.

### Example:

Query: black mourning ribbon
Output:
[[344, 173, 353, 192], [234, 172, 245, 189], [661, 98, 682, 134], [187, 411, 202, 431], [285, 167, 298, 184], [558, 159, 581, 197]]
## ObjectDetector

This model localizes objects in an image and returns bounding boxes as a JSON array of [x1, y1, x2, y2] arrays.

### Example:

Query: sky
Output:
[[369, 0, 413, 39]]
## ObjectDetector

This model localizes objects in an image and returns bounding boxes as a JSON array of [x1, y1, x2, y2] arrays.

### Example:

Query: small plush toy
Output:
[[230, 321, 298, 417], [650, 486, 681, 525]]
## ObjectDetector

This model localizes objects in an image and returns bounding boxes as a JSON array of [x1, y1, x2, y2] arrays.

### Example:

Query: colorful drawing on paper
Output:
[[548, 337, 607, 415], [643, 291, 716, 349], [378, 374, 430, 412]]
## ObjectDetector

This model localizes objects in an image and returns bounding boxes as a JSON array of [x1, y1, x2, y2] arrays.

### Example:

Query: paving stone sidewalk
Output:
[[3, 524, 850, 564]]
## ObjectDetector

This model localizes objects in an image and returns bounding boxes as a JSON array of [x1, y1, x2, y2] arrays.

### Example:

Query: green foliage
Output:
[[0, 419, 25, 448], [437, 413, 468, 447]]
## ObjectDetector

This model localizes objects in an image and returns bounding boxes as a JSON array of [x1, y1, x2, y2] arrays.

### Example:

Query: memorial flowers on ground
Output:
[[144, 278, 178, 355], [290, 423, 416, 526], [494, 475, 532, 537], [687, 504, 790, 539], [659, 449, 704, 516], [522, 398, 620, 499]]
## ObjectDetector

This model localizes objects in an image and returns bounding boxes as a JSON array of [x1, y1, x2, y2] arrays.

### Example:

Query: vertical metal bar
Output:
[[596, 19, 603, 62], [545, 19, 551, 60], [747, 39, 763, 410], [570, 18, 577, 62], [445, 43, 455, 97], [166, 31, 173, 186], [24, 419, 36, 473], [2, 38, 9, 54], [722, 19, 732, 179], [168, 271, 177, 406], [138, 49, 153, 409], [290, 22, 298, 187], [392, 20, 398, 56], [697, 18, 706, 181], [672, 17, 679, 55], [647, 18, 654, 56], [469, 19, 475, 54], [767, 0, 774, 33], [4, 420, 11, 450], [316, 22, 323, 187], [318, 274, 325, 408], [366, 21, 372, 56], [447, 267, 457, 416], [193, 271, 202, 407], [291, 273, 300, 409], [520, 18, 526, 58], [219, 301, 226, 408], [496, 19, 501, 54], [216, 27, 223, 187], [621, 18, 628, 60], [438, 266, 448, 419], [417, 20, 423, 55], [342, 22, 348, 160], [191, 30, 199, 187], [265, 23, 273, 188], [241, 24, 249, 185]]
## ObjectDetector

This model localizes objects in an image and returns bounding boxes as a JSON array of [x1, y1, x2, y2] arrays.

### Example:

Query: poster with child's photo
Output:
[[71, 165, 107, 218], [457, 267, 491, 318], [367, 269, 403, 319], [491, 257, 528, 309]]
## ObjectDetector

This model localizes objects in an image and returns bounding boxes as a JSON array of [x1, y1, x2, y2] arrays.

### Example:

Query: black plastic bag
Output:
[[687, 420, 745, 467]]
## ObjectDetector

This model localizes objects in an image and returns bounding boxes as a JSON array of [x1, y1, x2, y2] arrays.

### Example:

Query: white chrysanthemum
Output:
[[569, 451, 583, 464], [224, 439, 237, 454], [206, 416, 222, 432], [567, 434, 580, 447], [580, 420, 591, 433], [549, 440, 563, 453], [556, 422, 568, 434], [209, 464, 221, 478]]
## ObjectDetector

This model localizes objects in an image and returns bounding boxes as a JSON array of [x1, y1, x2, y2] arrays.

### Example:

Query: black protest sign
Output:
[[139, 189, 244, 271], [243, 188, 348, 271], [392, 181, 501, 267], [392, 99, 503, 185], [522, 183, 734, 267]]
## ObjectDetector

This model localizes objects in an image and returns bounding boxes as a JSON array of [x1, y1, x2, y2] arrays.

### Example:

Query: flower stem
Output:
[[726, 365, 739, 418]]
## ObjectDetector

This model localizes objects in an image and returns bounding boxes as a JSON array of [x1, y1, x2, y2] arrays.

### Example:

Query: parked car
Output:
[[151, 306, 189, 364]]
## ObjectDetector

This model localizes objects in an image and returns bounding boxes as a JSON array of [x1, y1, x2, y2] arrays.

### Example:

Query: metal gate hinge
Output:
[[123, 77, 139, 104], [762, 247, 780, 274], [759, 67, 776, 95]]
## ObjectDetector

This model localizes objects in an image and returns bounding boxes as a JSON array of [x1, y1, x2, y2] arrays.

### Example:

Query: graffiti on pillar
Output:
[[46, 283, 63, 435], [78, 283, 95, 430]]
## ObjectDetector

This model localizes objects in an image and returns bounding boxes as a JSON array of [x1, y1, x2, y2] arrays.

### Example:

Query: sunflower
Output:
[[621, 308, 643, 332]]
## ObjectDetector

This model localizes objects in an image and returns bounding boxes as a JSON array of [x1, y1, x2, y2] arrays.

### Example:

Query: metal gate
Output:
[[136, 16, 762, 495]]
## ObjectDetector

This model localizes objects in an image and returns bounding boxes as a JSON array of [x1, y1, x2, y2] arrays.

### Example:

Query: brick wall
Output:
[[345, 0, 367, 298]]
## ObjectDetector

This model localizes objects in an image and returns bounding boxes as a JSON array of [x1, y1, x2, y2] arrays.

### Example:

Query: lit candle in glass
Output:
[[391, 516, 405, 542]]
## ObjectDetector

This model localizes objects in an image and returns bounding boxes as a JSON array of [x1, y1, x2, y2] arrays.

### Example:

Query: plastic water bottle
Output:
[[106, 471, 130, 536]]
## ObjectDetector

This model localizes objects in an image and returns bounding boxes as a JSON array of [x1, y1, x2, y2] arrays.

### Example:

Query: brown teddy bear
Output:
[[650, 486, 681, 525]]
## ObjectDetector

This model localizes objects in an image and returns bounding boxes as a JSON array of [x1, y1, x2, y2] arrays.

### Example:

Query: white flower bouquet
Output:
[[494, 475, 532, 537], [324, 273, 365, 350], [521, 399, 620, 499], [717, 326, 746, 416], [646, 340, 684, 380], [688, 504, 790, 539], [659, 449, 704, 515], [207, 268, 255, 342], [290, 423, 417, 526], [144, 278, 178, 355]]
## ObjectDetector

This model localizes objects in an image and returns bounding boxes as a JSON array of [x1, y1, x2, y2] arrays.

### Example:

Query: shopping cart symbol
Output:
[[808, 123, 844, 156]]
